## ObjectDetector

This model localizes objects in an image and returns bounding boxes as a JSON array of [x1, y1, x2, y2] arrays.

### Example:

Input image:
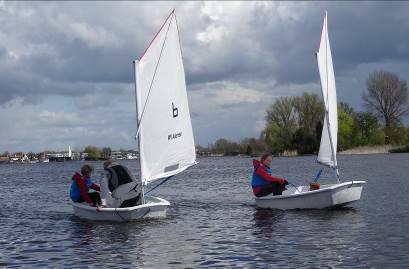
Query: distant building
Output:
[[47, 146, 72, 162], [110, 151, 123, 160], [9, 153, 30, 163], [71, 152, 79, 161], [126, 153, 138, 159], [0, 156, 10, 163]]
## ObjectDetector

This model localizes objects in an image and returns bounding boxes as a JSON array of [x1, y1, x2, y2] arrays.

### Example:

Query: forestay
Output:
[[134, 12, 196, 184], [316, 12, 338, 169]]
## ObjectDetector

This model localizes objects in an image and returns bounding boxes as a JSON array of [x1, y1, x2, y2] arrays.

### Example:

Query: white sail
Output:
[[134, 11, 196, 184], [316, 12, 338, 169]]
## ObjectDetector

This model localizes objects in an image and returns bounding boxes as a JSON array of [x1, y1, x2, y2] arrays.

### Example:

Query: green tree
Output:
[[84, 146, 100, 160], [293, 93, 325, 134], [265, 123, 294, 154], [388, 127, 409, 145], [245, 145, 252, 155], [266, 97, 296, 129], [213, 138, 230, 155], [369, 129, 386, 145], [212, 138, 241, 155], [240, 137, 269, 156], [101, 147, 112, 160], [353, 111, 381, 145], [264, 93, 324, 154], [291, 128, 317, 154], [338, 108, 354, 150]]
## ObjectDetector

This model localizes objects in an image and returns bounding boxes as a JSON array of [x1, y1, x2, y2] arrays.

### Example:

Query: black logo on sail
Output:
[[168, 132, 182, 140], [172, 102, 178, 118], [169, 102, 182, 140]]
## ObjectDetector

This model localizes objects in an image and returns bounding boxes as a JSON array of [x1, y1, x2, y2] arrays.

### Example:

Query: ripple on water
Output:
[[1, 156, 409, 267]]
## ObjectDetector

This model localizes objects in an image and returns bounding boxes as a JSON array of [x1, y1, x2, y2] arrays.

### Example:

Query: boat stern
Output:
[[331, 181, 366, 207]]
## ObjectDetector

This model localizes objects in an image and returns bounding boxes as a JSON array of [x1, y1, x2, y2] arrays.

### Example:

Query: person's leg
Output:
[[271, 182, 285, 195], [256, 182, 284, 197], [88, 192, 102, 206]]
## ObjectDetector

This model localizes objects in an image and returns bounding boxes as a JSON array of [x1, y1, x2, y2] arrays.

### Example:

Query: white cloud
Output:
[[196, 24, 225, 44], [67, 22, 123, 49], [191, 81, 267, 107], [38, 110, 83, 125]]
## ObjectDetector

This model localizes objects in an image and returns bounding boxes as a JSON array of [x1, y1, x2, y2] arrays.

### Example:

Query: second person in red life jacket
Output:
[[251, 153, 288, 197], [69, 164, 102, 207]]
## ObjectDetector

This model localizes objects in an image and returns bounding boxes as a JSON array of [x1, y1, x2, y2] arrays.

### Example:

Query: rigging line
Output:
[[289, 168, 324, 187], [173, 11, 184, 61], [139, 9, 175, 60], [134, 13, 174, 140], [287, 181, 302, 193], [145, 176, 173, 195]]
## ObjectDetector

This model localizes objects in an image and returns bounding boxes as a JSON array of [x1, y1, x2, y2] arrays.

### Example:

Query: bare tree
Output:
[[363, 71, 409, 129], [339, 101, 355, 118]]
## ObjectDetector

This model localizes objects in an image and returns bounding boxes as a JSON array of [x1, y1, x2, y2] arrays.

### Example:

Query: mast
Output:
[[133, 60, 146, 202]]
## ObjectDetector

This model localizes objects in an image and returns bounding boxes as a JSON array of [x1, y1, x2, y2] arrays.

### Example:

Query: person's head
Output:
[[103, 160, 118, 169], [260, 153, 273, 167], [81, 164, 94, 177]]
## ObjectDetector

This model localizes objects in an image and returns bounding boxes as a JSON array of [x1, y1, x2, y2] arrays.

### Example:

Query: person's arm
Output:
[[90, 182, 101, 192], [255, 166, 285, 184]]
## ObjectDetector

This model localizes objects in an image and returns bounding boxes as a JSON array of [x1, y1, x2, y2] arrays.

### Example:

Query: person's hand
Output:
[[283, 180, 289, 186]]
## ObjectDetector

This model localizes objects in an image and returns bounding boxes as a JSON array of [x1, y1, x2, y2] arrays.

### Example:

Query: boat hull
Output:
[[71, 196, 170, 221], [255, 181, 365, 210]]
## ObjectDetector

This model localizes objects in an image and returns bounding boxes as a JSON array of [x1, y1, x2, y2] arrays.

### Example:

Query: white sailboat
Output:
[[255, 12, 365, 210], [71, 10, 196, 221]]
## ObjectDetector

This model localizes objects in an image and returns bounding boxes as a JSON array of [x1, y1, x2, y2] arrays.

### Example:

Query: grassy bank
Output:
[[338, 145, 398, 155]]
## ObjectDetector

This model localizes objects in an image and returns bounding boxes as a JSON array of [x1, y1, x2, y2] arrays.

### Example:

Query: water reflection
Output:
[[252, 208, 285, 239], [68, 217, 147, 268]]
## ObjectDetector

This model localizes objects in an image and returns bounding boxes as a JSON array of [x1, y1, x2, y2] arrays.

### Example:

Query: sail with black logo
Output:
[[134, 10, 196, 184]]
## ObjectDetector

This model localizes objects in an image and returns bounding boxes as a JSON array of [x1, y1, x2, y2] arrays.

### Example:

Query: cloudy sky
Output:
[[1, 1, 409, 152]]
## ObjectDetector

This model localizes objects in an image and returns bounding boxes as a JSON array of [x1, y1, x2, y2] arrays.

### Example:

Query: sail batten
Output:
[[134, 12, 196, 184], [316, 12, 338, 170]]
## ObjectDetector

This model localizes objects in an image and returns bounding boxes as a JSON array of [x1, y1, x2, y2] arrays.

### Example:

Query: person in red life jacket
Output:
[[251, 153, 289, 197], [69, 164, 102, 207]]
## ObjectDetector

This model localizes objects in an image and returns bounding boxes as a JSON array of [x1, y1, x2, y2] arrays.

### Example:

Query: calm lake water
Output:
[[0, 154, 408, 268]]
